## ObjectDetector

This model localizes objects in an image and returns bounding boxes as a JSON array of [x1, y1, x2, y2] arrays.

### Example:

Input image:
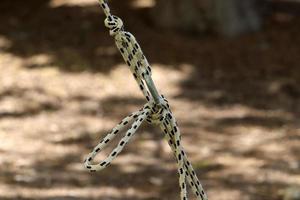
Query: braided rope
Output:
[[84, 1, 208, 200]]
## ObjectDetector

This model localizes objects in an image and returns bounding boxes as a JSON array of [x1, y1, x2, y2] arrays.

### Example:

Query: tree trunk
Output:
[[153, 0, 263, 36]]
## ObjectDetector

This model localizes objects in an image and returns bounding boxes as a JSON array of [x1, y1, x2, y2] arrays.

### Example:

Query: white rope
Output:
[[84, 1, 208, 199]]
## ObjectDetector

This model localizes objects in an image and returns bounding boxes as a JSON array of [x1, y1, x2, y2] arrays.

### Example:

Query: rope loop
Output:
[[84, 103, 152, 171]]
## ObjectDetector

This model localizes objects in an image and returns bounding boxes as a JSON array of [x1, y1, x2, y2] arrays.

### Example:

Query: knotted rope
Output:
[[84, 1, 208, 200]]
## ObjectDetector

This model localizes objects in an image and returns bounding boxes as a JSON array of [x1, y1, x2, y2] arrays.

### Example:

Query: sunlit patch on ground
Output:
[[49, 0, 98, 7], [131, 0, 156, 8]]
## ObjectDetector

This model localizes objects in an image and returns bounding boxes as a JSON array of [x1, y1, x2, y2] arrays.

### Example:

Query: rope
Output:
[[84, 1, 208, 200]]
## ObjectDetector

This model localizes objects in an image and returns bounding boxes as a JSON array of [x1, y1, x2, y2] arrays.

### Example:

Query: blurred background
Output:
[[0, 0, 299, 199]]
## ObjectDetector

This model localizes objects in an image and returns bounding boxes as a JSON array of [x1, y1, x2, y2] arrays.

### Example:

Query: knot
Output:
[[146, 97, 170, 125], [104, 15, 124, 36]]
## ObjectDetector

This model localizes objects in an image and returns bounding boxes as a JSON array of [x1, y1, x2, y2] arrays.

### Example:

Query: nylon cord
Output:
[[84, 1, 208, 199]]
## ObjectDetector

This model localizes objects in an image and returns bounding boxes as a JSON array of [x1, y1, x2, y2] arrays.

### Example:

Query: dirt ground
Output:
[[0, 0, 299, 200]]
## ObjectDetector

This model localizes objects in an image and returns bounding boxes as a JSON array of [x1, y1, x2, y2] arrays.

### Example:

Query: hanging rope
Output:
[[84, 1, 208, 200]]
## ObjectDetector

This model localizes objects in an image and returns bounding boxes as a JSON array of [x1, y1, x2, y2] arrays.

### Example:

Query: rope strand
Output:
[[84, 1, 208, 199]]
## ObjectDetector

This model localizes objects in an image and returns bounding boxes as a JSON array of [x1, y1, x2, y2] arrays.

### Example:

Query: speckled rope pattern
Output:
[[84, 1, 208, 200]]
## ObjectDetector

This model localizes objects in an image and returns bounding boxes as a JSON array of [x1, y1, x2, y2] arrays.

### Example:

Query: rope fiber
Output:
[[84, 1, 208, 199]]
